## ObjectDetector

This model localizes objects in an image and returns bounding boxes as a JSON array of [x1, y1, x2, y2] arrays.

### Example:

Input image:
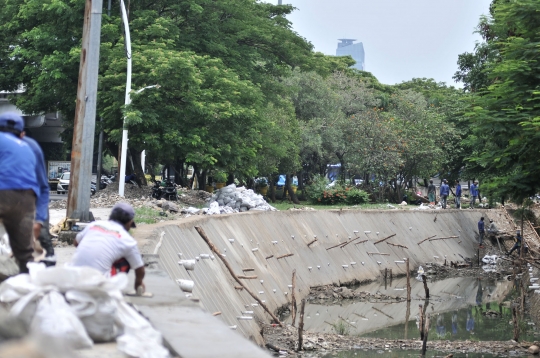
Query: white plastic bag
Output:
[[66, 290, 118, 342], [31, 291, 93, 349]]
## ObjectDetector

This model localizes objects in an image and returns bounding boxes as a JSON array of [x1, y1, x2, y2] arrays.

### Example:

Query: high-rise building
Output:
[[336, 39, 365, 71]]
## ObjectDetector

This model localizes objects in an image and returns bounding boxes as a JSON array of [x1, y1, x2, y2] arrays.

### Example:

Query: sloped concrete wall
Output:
[[152, 209, 489, 345]]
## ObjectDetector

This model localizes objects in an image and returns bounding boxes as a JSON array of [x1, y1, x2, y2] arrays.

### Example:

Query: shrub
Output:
[[345, 188, 369, 205], [214, 171, 227, 183], [306, 175, 331, 203]]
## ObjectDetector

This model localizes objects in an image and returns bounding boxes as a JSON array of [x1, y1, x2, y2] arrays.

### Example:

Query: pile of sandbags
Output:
[[0, 264, 169, 358], [206, 184, 276, 214]]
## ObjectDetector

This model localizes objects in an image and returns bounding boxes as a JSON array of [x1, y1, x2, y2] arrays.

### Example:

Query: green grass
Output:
[[135, 207, 170, 224], [270, 200, 395, 211]]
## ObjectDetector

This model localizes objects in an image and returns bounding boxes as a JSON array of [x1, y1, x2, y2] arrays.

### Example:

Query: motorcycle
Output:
[[161, 180, 178, 201], [151, 181, 163, 199]]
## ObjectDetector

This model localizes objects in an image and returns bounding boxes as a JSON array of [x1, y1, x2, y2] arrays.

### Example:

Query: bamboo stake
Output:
[[372, 307, 394, 319], [265, 255, 274, 260], [194, 226, 283, 326], [406, 259, 411, 302], [234, 286, 244, 290], [307, 239, 317, 247], [417, 235, 437, 245], [418, 304, 424, 340], [422, 275, 430, 299], [368, 252, 390, 256], [291, 269, 297, 327], [354, 240, 368, 245], [326, 242, 347, 250], [421, 315, 430, 356], [428, 236, 458, 241], [387, 242, 408, 249], [340, 236, 363, 248], [242, 268, 255, 272], [297, 299, 305, 352], [277, 253, 294, 260], [238, 275, 257, 279], [374, 233, 396, 245], [353, 312, 368, 319]]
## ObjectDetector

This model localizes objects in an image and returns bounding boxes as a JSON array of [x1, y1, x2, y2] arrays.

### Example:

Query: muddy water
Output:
[[288, 276, 537, 342]]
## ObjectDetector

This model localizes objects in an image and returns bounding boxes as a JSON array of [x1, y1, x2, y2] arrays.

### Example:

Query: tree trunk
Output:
[[173, 158, 187, 187], [226, 173, 234, 186], [128, 148, 147, 186], [269, 174, 277, 203], [298, 171, 305, 201]]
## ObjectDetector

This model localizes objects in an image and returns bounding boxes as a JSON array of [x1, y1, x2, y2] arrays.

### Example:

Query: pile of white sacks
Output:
[[0, 264, 169, 358], [205, 184, 276, 214]]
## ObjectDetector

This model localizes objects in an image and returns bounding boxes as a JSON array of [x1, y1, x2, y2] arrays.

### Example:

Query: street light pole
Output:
[[118, 0, 132, 197]]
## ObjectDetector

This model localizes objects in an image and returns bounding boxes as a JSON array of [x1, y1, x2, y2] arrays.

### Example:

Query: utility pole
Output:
[[96, 0, 112, 192], [67, 0, 103, 221]]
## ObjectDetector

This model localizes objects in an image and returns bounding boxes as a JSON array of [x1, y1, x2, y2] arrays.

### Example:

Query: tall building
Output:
[[336, 39, 365, 71]]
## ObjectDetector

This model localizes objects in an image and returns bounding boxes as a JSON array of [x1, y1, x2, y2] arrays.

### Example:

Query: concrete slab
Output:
[[126, 269, 270, 358]]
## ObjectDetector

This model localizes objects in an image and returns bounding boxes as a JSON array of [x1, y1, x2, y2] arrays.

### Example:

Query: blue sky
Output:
[[270, 0, 492, 86]]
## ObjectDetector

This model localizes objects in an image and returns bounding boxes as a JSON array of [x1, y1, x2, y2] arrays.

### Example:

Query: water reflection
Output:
[[285, 276, 537, 341]]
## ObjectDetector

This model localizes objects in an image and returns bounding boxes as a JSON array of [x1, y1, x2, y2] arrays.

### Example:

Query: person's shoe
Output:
[[40, 255, 57, 267]]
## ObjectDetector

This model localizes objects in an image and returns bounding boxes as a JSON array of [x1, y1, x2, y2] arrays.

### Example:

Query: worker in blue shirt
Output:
[[470, 181, 479, 208], [478, 217, 485, 248], [440, 179, 450, 209], [0, 112, 56, 266], [0, 114, 39, 273], [455, 180, 462, 209]]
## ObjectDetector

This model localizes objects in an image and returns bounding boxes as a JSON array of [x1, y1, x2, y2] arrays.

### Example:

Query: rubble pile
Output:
[[307, 285, 404, 302], [263, 324, 534, 357], [206, 184, 276, 214]]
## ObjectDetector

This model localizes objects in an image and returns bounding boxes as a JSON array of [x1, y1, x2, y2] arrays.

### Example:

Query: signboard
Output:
[[47, 161, 71, 180]]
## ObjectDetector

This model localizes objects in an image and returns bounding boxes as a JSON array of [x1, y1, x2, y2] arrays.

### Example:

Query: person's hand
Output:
[[33, 223, 42, 239]]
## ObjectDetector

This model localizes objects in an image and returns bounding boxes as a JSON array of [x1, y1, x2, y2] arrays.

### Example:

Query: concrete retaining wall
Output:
[[151, 209, 489, 344]]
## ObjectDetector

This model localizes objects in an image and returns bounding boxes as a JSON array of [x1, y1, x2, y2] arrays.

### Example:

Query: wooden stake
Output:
[[374, 233, 396, 245], [354, 240, 368, 245], [291, 269, 297, 327], [353, 312, 368, 319], [234, 286, 244, 290], [238, 275, 257, 279], [277, 253, 294, 260], [421, 314, 430, 356], [195, 226, 283, 326], [340, 236, 363, 248], [428, 236, 458, 242], [307, 239, 317, 247], [422, 274, 429, 299], [368, 252, 390, 256], [418, 235, 437, 245], [297, 299, 305, 352], [212, 311, 221, 316], [418, 304, 424, 340], [406, 259, 411, 302], [512, 306, 519, 342], [404, 300, 411, 339], [326, 242, 347, 250], [387, 242, 408, 249], [265, 255, 274, 260], [242, 268, 255, 272], [372, 307, 394, 319]]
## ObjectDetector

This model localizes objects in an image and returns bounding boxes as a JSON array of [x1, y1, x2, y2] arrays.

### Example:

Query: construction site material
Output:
[[207, 184, 276, 213]]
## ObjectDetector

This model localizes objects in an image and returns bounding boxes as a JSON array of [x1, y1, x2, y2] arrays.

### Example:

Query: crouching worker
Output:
[[71, 203, 145, 293]]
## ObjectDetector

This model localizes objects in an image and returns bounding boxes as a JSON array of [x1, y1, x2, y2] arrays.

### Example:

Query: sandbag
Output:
[[66, 290, 118, 342], [31, 291, 93, 349]]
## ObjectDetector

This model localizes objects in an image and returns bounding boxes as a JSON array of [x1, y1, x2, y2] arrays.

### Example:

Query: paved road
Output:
[[49, 193, 67, 201]]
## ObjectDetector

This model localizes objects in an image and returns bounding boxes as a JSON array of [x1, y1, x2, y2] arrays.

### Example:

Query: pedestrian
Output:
[[440, 179, 450, 209], [508, 230, 522, 256], [428, 179, 436, 205], [455, 180, 462, 209], [478, 217, 485, 248], [470, 181, 479, 208], [0, 115, 40, 274], [71, 202, 146, 292], [0, 112, 56, 266]]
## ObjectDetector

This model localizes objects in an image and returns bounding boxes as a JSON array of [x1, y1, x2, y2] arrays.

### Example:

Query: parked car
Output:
[[56, 172, 96, 196]]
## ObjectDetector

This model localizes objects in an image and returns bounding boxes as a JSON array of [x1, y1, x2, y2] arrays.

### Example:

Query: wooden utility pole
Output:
[[67, 0, 103, 221]]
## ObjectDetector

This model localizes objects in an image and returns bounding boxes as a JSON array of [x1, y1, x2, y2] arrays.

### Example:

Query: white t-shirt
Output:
[[71, 220, 144, 275]]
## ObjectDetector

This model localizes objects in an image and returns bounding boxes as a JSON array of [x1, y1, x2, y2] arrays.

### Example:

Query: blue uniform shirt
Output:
[[470, 183, 478, 196], [0, 132, 39, 197], [23, 136, 49, 223], [440, 183, 449, 196], [456, 184, 462, 197], [478, 220, 485, 233]]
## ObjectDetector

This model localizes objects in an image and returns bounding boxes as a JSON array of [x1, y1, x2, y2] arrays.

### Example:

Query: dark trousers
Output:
[[0, 190, 36, 273], [509, 243, 521, 255], [38, 211, 54, 257]]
